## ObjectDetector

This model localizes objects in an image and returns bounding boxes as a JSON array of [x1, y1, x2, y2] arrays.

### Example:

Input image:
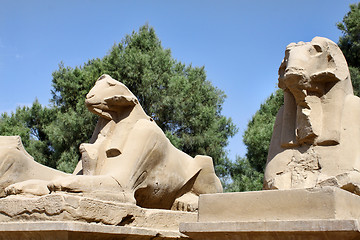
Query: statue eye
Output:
[[313, 44, 322, 53], [107, 81, 116, 86]]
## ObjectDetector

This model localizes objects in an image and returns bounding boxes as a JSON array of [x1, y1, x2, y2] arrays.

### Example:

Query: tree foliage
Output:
[[349, 66, 360, 97], [0, 25, 236, 176], [243, 90, 284, 172], [226, 90, 283, 192], [337, 3, 360, 98], [224, 157, 264, 192], [0, 100, 57, 167], [337, 3, 360, 69]]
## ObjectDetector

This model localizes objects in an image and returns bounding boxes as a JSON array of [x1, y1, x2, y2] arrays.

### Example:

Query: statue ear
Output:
[[104, 95, 138, 106]]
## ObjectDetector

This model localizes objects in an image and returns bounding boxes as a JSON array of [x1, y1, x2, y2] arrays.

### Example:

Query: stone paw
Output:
[[47, 176, 83, 193], [47, 175, 121, 194], [5, 179, 50, 196], [171, 192, 199, 212]]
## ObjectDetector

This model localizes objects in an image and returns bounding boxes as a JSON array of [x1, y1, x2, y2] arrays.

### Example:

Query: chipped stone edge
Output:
[[180, 219, 360, 233], [0, 221, 187, 238]]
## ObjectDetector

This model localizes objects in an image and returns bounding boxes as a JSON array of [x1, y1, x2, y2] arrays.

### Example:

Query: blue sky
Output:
[[0, 0, 357, 161]]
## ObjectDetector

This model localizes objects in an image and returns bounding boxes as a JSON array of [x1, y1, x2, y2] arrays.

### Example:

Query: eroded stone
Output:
[[264, 37, 360, 193]]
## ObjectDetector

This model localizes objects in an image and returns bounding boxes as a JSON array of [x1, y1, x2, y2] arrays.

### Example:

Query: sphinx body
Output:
[[0, 136, 68, 197], [264, 37, 360, 192], [1, 74, 222, 210]]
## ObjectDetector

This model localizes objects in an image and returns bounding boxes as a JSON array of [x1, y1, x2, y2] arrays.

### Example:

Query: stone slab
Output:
[[0, 193, 196, 231], [0, 193, 197, 239], [180, 187, 360, 239], [197, 187, 360, 222], [180, 219, 360, 240], [0, 221, 188, 240]]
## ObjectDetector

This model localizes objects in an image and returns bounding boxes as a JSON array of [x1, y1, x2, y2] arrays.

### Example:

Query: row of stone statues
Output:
[[0, 36, 359, 213]]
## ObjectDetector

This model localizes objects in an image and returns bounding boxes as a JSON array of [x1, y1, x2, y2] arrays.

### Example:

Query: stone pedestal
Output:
[[180, 187, 360, 239], [0, 193, 196, 239], [0, 221, 189, 240]]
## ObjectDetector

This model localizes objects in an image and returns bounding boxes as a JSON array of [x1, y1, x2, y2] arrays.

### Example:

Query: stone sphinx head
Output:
[[85, 74, 140, 120], [277, 37, 353, 147]]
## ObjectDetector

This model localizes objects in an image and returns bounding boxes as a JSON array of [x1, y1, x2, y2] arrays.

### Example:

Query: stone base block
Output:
[[0, 193, 196, 239], [180, 219, 360, 240], [197, 186, 360, 222], [0, 221, 188, 240], [0, 193, 196, 229], [180, 187, 360, 239]]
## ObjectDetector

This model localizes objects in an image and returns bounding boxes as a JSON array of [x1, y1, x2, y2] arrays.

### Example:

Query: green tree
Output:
[[225, 157, 264, 192], [226, 90, 283, 192], [337, 3, 360, 98], [0, 25, 237, 176], [47, 62, 102, 172], [0, 100, 56, 167], [337, 3, 360, 69], [243, 90, 284, 172], [350, 66, 360, 97]]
